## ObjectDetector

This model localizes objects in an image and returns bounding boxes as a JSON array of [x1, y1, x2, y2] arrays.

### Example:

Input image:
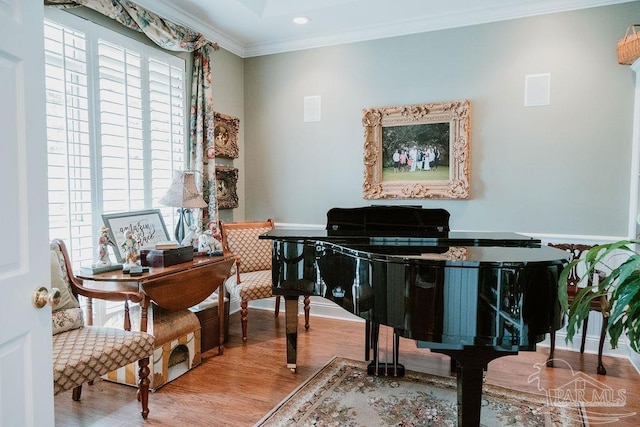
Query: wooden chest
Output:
[[190, 296, 230, 353]]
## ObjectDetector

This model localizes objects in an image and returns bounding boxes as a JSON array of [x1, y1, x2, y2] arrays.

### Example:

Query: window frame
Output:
[[44, 8, 191, 325], [45, 7, 189, 262]]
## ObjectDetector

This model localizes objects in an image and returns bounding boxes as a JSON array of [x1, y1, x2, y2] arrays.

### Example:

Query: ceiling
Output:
[[133, 0, 634, 57]]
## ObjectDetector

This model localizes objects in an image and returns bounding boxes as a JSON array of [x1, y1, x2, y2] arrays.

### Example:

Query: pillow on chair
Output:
[[50, 244, 84, 335]]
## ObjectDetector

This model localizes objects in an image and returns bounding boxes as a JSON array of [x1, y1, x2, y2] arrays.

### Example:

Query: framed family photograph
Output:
[[362, 99, 471, 199]]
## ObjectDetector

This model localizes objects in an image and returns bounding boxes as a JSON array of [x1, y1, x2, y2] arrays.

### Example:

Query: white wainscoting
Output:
[[228, 225, 638, 373]]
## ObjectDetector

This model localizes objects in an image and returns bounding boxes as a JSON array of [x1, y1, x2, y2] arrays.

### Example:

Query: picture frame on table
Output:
[[362, 99, 471, 200], [102, 209, 171, 263]]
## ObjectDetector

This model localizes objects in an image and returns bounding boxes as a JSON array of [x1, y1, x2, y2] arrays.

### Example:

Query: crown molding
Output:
[[132, 0, 246, 56], [134, 0, 634, 58]]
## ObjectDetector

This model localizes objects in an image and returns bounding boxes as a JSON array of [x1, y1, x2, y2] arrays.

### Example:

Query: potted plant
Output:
[[561, 240, 640, 352]]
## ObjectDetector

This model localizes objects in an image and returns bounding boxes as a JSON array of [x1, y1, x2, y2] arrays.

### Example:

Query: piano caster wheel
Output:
[[288, 364, 297, 373], [289, 367, 297, 373]]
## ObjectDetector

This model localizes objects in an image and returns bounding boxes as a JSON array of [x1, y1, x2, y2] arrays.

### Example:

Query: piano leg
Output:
[[365, 320, 371, 361], [368, 322, 379, 372], [363, 320, 385, 363], [393, 332, 400, 370], [435, 349, 516, 427], [284, 296, 299, 373]]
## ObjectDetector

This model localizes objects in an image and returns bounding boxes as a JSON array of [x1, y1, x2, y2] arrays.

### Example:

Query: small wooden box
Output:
[[190, 297, 230, 353], [140, 246, 194, 268]]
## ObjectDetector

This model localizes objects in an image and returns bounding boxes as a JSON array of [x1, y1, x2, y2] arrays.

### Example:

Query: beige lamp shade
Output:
[[159, 171, 207, 208]]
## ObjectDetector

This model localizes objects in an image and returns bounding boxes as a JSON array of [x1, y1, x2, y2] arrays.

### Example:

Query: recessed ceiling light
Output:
[[293, 16, 310, 25]]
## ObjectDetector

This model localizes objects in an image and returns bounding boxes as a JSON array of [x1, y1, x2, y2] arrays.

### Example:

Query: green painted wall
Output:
[[211, 48, 244, 223], [241, 3, 639, 236]]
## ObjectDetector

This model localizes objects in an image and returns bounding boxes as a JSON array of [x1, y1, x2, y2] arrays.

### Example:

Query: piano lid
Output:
[[315, 240, 568, 266], [261, 229, 542, 248]]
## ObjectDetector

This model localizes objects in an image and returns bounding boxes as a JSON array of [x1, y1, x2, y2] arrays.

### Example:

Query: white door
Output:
[[0, 1, 53, 426]]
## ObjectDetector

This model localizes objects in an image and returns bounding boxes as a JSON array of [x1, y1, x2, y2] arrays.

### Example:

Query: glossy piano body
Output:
[[263, 228, 568, 426], [268, 229, 564, 348]]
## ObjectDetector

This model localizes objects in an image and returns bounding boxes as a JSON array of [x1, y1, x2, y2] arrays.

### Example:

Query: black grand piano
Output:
[[261, 206, 567, 426]]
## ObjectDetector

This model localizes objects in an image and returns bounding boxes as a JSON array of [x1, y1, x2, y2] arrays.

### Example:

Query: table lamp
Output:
[[159, 171, 207, 243]]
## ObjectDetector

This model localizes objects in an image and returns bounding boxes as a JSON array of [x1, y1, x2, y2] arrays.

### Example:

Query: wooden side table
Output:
[[77, 254, 235, 354]]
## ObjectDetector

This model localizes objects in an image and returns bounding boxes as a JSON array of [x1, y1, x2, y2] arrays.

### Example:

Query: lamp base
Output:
[[174, 208, 191, 243]]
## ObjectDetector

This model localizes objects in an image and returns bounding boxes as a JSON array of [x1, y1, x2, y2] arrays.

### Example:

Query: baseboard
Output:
[[242, 298, 627, 355], [232, 296, 363, 323], [536, 330, 629, 359], [230, 296, 639, 375], [629, 349, 640, 373]]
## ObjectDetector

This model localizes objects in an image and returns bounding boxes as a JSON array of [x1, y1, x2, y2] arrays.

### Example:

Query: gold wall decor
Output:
[[215, 166, 239, 209], [209, 112, 239, 159], [362, 99, 471, 199]]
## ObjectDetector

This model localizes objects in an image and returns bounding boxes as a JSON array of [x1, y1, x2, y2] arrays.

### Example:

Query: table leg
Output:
[[218, 287, 225, 355], [86, 297, 94, 326], [139, 297, 149, 333], [284, 295, 299, 372]]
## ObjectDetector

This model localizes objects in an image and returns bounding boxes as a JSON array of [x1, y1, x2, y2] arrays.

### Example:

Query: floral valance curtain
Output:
[[45, 0, 218, 231]]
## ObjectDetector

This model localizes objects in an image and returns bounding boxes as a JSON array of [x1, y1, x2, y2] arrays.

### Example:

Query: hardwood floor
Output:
[[55, 309, 640, 426]]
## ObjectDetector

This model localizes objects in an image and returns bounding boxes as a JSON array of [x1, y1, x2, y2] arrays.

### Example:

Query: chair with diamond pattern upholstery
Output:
[[219, 219, 310, 342], [50, 239, 155, 419]]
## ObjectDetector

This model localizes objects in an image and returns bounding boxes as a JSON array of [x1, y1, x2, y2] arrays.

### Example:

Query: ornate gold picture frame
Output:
[[362, 100, 471, 199], [209, 112, 239, 159], [215, 166, 239, 209]]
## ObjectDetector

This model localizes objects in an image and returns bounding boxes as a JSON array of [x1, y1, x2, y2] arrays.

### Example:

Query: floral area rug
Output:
[[256, 356, 585, 427]]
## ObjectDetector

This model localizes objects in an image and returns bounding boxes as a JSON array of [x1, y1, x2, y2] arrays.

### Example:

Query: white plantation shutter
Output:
[[44, 19, 94, 262], [149, 58, 186, 205], [44, 9, 186, 273], [98, 40, 145, 212]]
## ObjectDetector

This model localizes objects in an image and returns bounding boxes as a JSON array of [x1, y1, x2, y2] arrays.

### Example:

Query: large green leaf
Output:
[[561, 240, 640, 353], [625, 302, 640, 352]]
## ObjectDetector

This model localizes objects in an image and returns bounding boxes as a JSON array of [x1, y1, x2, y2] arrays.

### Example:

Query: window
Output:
[[44, 9, 187, 270]]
